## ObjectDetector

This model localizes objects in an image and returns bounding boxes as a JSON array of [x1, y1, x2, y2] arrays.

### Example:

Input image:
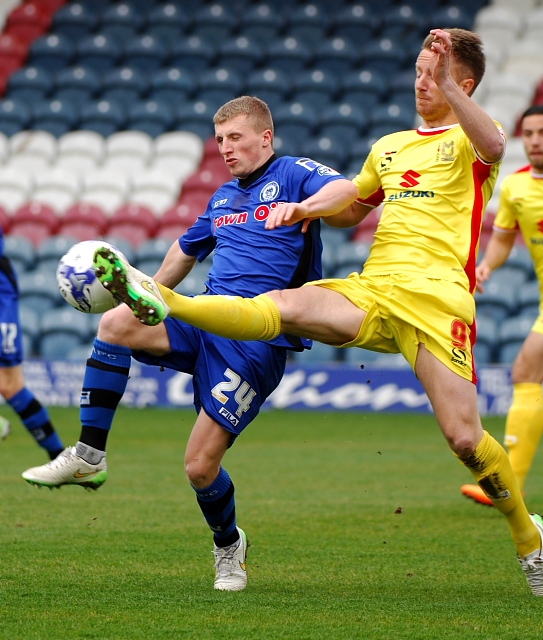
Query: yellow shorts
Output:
[[306, 272, 477, 382]]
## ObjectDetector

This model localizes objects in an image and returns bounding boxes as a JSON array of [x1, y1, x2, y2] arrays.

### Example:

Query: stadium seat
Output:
[[239, 3, 284, 41], [39, 306, 91, 360], [181, 169, 227, 199], [265, 36, 313, 76], [101, 235, 136, 264], [58, 202, 109, 241], [3, 234, 36, 272], [152, 130, 204, 181], [157, 198, 208, 239], [334, 241, 371, 274], [32, 167, 81, 213], [474, 314, 499, 364], [55, 129, 105, 173], [0, 97, 32, 136], [169, 35, 217, 73], [301, 135, 345, 172], [191, 4, 238, 41], [100, 2, 144, 42], [53, 65, 101, 106], [28, 33, 74, 72], [10, 202, 59, 245], [368, 103, 416, 138], [8, 129, 57, 173], [52, 2, 99, 41], [380, 4, 420, 40], [430, 6, 473, 32], [518, 280, 540, 318], [80, 168, 131, 215], [127, 99, 175, 138], [79, 99, 126, 137], [0, 168, 33, 213], [474, 6, 523, 46], [150, 67, 196, 105], [31, 97, 79, 137], [122, 34, 169, 73], [102, 130, 153, 175], [19, 304, 40, 356], [130, 169, 180, 215], [340, 69, 387, 111], [7, 65, 53, 103], [475, 280, 518, 323], [174, 261, 209, 295], [175, 100, 216, 140], [18, 270, 63, 311], [292, 68, 339, 107], [146, 3, 190, 46], [135, 236, 172, 272], [107, 203, 158, 246], [100, 66, 148, 108], [311, 37, 359, 75], [0, 33, 28, 77], [497, 315, 536, 365], [75, 34, 122, 73], [197, 67, 245, 109], [245, 67, 292, 110], [65, 342, 94, 361], [285, 4, 328, 44], [218, 36, 264, 75], [273, 101, 319, 144], [331, 4, 378, 44], [320, 102, 369, 145], [35, 234, 79, 274], [361, 38, 407, 76], [4, 1, 52, 46]]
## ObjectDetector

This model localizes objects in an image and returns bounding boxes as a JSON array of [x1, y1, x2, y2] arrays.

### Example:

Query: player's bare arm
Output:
[[153, 241, 197, 289], [324, 201, 375, 229], [428, 28, 504, 163], [265, 179, 358, 229]]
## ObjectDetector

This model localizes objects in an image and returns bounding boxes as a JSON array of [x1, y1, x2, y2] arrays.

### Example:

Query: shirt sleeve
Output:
[[179, 208, 217, 262], [352, 148, 385, 207]]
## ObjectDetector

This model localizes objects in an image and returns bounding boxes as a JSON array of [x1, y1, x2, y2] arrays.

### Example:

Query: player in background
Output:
[[93, 30, 543, 597], [22, 96, 356, 591], [462, 105, 543, 507], [0, 231, 64, 459]]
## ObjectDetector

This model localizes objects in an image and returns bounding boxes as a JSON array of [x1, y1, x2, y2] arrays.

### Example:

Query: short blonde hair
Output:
[[213, 95, 274, 134]]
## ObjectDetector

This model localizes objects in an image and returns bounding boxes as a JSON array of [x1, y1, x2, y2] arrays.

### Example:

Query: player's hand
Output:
[[265, 202, 310, 230], [428, 28, 452, 87], [475, 263, 491, 293]]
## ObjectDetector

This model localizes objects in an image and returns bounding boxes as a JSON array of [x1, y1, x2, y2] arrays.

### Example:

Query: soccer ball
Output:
[[56, 240, 120, 314]]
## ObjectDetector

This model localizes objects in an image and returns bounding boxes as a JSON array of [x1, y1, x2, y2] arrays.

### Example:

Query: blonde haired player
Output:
[[462, 105, 543, 506], [92, 30, 543, 596]]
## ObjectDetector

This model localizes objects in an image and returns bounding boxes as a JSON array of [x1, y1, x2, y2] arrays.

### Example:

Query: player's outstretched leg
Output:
[[519, 514, 543, 596], [22, 446, 107, 491], [213, 527, 249, 591], [460, 483, 494, 506], [93, 246, 170, 326]]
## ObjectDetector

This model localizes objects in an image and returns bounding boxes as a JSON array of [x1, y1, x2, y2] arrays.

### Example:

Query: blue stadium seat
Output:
[[475, 314, 499, 364], [348, 137, 374, 171], [39, 306, 91, 360], [487, 265, 528, 289], [332, 4, 379, 44], [218, 36, 264, 74], [0, 98, 32, 136], [53, 65, 100, 106], [311, 37, 359, 75], [506, 245, 536, 280], [340, 69, 388, 111], [430, 6, 474, 31], [127, 99, 175, 138], [31, 97, 79, 137], [146, 3, 190, 46], [274, 101, 319, 144], [239, 3, 284, 41], [169, 35, 217, 73], [197, 68, 245, 110], [475, 280, 518, 323], [285, 4, 328, 44], [265, 37, 313, 77], [28, 33, 75, 72], [334, 241, 371, 274], [320, 102, 369, 145], [7, 66, 53, 103], [3, 235, 36, 273], [388, 70, 416, 110], [52, 2, 99, 41], [518, 280, 540, 318], [368, 103, 416, 139], [35, 235, 79, 274], [19, 304, 40, 356], [175, 100, 216, 140], [301, 135, 345, 172], [100, 3, 144, 42], [101, 66, 149, 108], [245, 68, 291, 110], [191, 4, 238, 41], [174, 262, 209, 295], [361, 38, 408, 76], [292, 69, 339, 107], [135, 237, 171, 269], [150, 67, 196, 104], [79, 99, 126, 137], [76, 34, 122, 73], [497, 316, 535, 365], [122, 34, 168, 73], [380, 5, 420, 40], [19, 270, 63, 311]]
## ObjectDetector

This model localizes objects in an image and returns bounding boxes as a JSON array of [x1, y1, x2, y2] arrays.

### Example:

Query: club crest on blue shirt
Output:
[[260, 181, 280, 201]]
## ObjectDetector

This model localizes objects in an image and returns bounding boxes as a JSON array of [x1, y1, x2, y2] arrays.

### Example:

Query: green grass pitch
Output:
[[1, 407, 543, 640]]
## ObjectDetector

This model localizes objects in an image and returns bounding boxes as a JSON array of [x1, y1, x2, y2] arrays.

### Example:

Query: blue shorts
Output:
[[133, 317, 287, 438], [0, 258, 23, 367]]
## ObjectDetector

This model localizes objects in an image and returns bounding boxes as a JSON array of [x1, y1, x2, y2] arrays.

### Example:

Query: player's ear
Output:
[[459, 77, 475, 96], [262, 129, 273, 147]]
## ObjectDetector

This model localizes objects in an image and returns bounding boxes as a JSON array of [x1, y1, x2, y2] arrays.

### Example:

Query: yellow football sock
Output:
[[458, 431, 539, 557], [157, 286, 282, 342], [504, 383, 543, 492]]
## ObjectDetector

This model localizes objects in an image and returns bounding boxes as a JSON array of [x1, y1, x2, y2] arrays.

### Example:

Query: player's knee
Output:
[[447, 430, 480, 457], [185, 459, 214, 488], [97, 306, 135, 344]]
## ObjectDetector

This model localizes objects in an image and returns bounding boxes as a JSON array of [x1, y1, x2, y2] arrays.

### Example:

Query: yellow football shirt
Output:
[[352, 123, 502, 292], [493, 167, 543, 295]]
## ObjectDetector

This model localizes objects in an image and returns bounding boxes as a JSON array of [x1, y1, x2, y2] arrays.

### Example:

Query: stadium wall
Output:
[[7, 360, 514, 416]]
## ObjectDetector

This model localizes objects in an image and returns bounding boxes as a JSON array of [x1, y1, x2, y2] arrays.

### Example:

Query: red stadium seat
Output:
[[0, 34, 28, 76], [58, 202, 109, 241], [156, 198, 208, 239], [351, 208, 381, 243], [180, 169, 228, 200], [0, 204, 10, 232], [107, 203, 158, 247], [5, 2, 53, 46], [10, 201, 59, 246]]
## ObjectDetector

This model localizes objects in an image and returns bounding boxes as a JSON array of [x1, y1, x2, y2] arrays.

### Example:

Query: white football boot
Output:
[[213, 527, 249, 591], [519, 513, 543, 596]]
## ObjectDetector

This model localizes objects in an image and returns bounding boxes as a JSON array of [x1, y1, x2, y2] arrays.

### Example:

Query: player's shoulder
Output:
[[502, 165, 533, 187]]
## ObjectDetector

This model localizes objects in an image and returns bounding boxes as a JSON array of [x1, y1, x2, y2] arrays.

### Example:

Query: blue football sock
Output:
[[195, 467, 239, 547], [79, 338, 131, 452], [8, 387, 64, 459]]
